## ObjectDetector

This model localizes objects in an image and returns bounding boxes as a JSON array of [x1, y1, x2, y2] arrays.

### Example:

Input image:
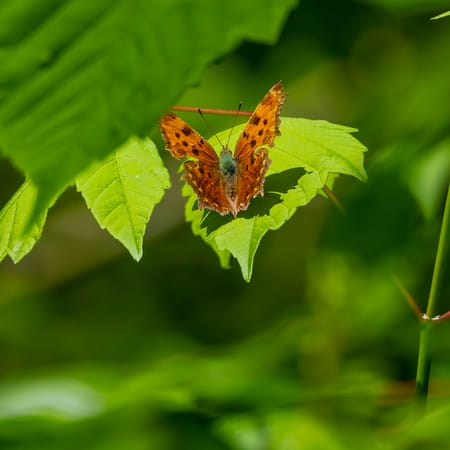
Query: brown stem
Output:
[[323, 185, 345, 213], [172, 105, 252, 116], [392, 275, 427, 320]]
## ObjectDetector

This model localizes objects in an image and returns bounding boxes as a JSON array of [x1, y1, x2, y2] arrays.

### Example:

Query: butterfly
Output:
[[159, 81, 285, 217]]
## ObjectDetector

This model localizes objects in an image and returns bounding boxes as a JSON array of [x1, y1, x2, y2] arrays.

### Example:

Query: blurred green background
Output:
[[1, 0, 450, 448]]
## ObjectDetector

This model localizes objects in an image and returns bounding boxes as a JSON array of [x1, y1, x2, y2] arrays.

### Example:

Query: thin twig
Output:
[[392, 274, 427, 320], [172, 105, 252, 116], [323, 185, 345, 214]]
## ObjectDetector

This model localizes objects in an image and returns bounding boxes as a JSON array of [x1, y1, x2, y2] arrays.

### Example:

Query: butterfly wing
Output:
[[234, 148, 271, 212], [160, 112, 219, 164], [160, 112, 233, 215], [183, 160, 232, 216], [232, 81, 284, 212], [234, 81, 285, 161]]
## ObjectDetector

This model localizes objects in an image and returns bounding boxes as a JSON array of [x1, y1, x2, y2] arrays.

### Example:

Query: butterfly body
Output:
[[160, 81, 285, 217], [218, 149, 239, 214], [219, 147, 236, 177]]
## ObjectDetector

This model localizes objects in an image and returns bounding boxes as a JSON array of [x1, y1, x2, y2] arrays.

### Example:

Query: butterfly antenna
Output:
[[225, 102, 243, 149], [197, 108, 224, 148]]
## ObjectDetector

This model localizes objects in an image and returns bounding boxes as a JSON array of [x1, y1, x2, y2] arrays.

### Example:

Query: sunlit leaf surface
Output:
[[77, 137, 170, 261], [185, 117, 367, 280]]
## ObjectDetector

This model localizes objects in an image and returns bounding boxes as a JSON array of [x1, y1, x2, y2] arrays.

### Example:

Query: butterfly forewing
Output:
[[160, 112, 218, 165], [234, 81, 285, 161]]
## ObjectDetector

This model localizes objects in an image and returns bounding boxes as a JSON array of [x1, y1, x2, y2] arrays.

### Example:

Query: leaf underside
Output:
[[0, 0, 297, 265], [0, 180, 57, 263], [76, 137, 170, 261], [0, 0, 298, 218], [0, 137, 170, 264]]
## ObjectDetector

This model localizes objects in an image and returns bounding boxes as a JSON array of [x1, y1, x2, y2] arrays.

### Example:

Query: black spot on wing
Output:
[[182, 126, 192, 136], [251, 115, 261, 125]]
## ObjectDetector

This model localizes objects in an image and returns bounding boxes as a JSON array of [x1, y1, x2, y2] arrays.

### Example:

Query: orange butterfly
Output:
[[160, 81, 285, 217]]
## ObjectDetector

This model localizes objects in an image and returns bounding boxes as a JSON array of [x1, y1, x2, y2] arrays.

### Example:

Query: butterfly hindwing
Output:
[[235, 148, 271, 211], [183, 160, 232, 216]]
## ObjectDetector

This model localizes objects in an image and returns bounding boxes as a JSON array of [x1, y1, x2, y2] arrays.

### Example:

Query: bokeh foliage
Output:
[[1, 0, 450, 449]]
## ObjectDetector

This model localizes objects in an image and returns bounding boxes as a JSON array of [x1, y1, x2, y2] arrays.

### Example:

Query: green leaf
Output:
[[183, 117, 367, 281], [0, 180, 56, 263], [0, 0, 297, 213], [184, 183, 232, 270], [76, 137, 170, 261], [0, 377, 104, 420], [431, 11, 450, 19], [406, 139, 450, 220]]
